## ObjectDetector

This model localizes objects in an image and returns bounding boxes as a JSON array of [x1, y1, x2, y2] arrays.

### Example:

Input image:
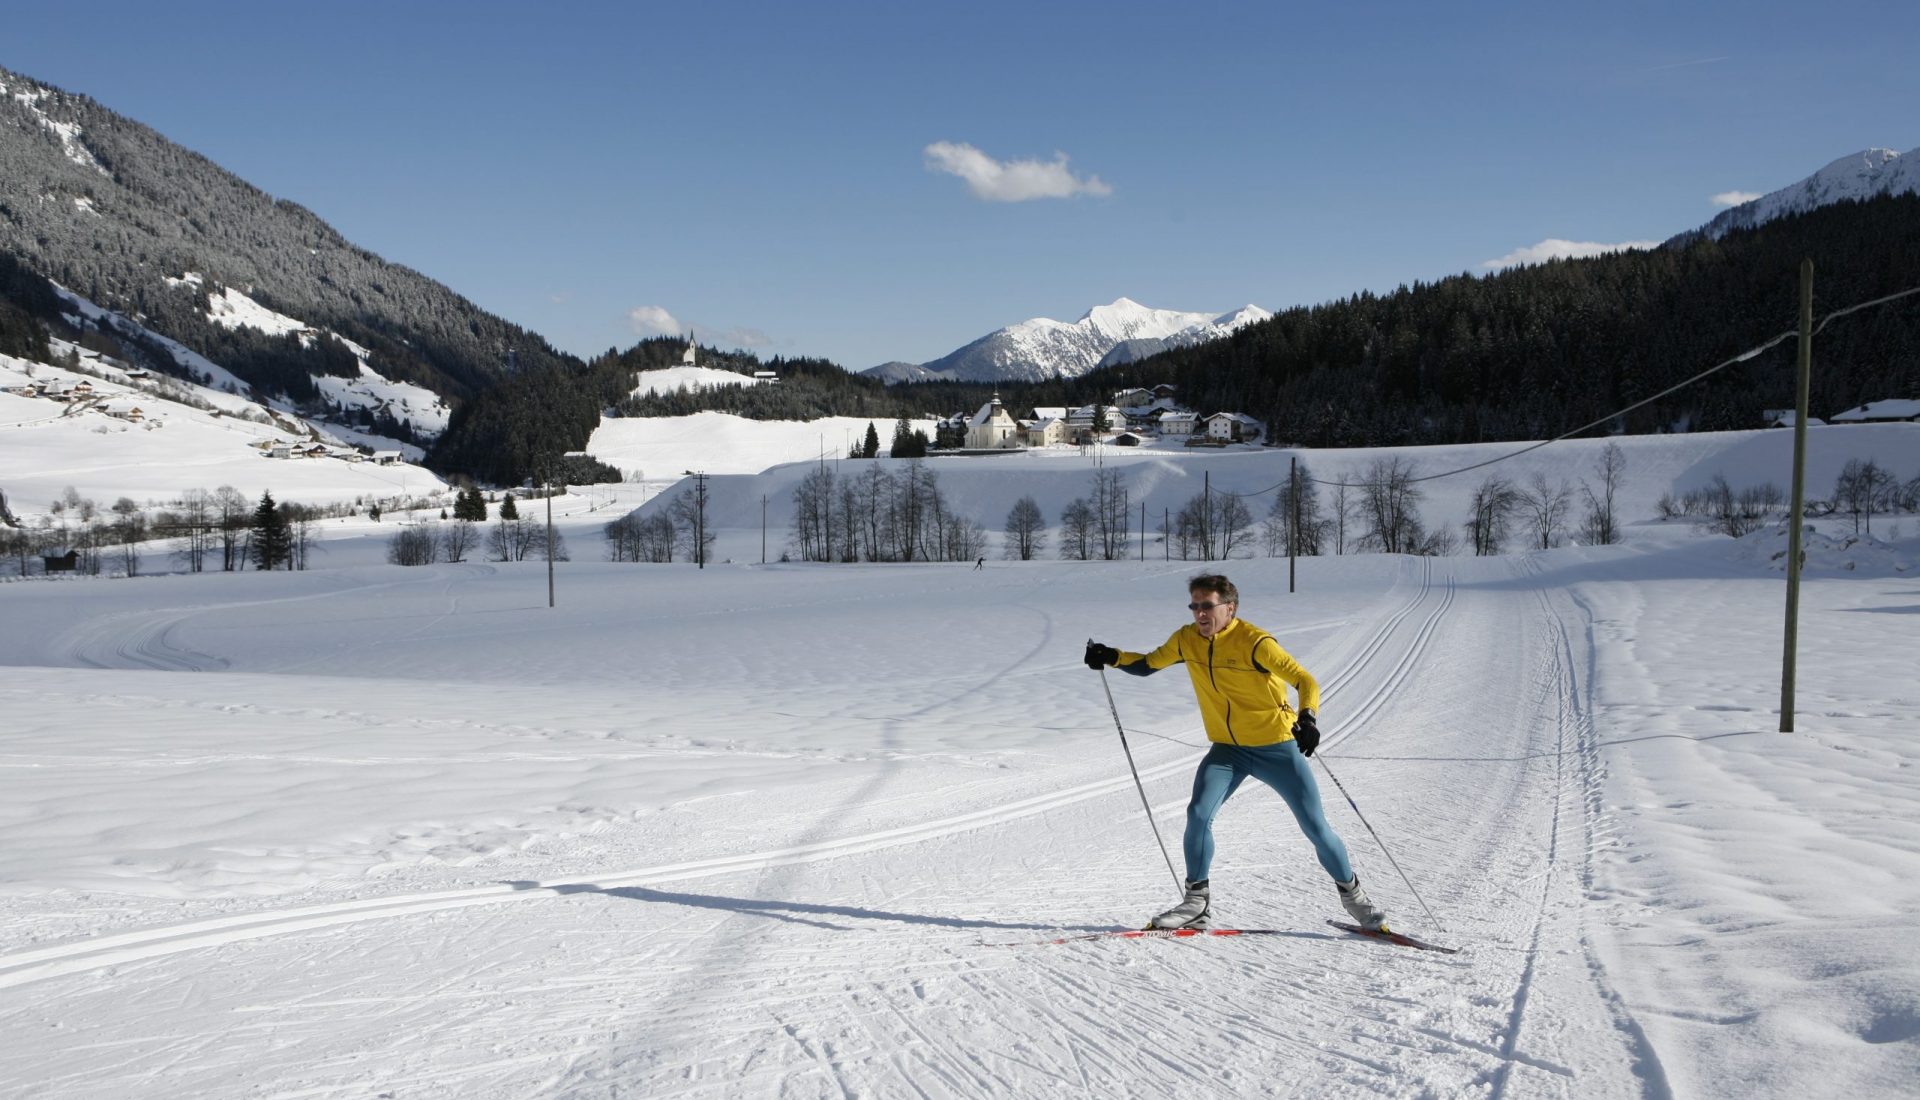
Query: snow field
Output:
[[0, 527, 1914, 1096]]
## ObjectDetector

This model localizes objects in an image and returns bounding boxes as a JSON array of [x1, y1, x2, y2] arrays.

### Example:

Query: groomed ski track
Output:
[[0, 556, 1663, 1098]]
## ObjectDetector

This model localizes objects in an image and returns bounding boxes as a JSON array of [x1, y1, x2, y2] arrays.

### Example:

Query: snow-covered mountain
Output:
[[1675, 146, 1920, 244], [872, 298, 1272, 384], [1095, 303, 1274, 369]]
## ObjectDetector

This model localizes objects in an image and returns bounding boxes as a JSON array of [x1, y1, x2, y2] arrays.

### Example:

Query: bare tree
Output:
[[1520, 473, 1573, 549], [388, 524, 439, 566], [1004, 495, 1047, 560], [488, 516, 543, 562], [213, 485, 249, 571], [1216, 493, 1254, 558], [1579, 442, 1628, 545], [1059, 498, 1095, 560], [110, 498, 145, 577], [789, 466, 834, 562], [1836, 458, 1896, 535], [1359, 457, 1425, 554], [440, 519, 478, 563], [1090, 468, 1130, 560], [173, 488, 213, 572], [1465, 474, 1521, 556], [1329, 479, 1355, 555]]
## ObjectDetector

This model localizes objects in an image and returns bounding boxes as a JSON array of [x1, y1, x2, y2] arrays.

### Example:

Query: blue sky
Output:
[[5, 1, 1915, 369]]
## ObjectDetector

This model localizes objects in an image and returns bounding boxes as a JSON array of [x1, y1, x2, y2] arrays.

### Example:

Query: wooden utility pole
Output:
[[545, 473, 556, 609], [1289, 455, 1298, 594], [1781, 259, 1814, 732], [1139, 501, 1145, 562], [761, 494, 768, 564], [1202, 471, 1211, 561]]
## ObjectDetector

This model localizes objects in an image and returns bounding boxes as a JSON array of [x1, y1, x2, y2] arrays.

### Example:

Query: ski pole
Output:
[[1314, 755, 1446, 933], [1093, 646, 1185, 896]]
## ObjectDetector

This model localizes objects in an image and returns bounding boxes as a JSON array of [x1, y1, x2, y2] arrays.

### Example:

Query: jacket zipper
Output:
[[1208, 635, 1240, 745]]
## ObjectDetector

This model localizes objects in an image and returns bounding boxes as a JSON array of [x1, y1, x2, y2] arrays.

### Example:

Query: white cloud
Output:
[[627, 308, 772, 350], [628, 305, 683, 338], [1711, 190, 1763, 207], [923, 141, 1112, 202], [1480, 238, 1662, 270]]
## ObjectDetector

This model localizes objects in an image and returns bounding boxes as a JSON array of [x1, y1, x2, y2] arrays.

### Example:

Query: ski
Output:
[[1326, 919, 1460, 954], [998, 927, 1296, 946]]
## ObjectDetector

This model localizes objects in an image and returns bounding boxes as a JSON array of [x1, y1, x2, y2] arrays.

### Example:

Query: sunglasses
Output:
[[1188, 601, 1229, 612]]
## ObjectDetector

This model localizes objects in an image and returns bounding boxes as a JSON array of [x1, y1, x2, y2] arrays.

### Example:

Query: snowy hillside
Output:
[[587, 410, 942, 479], [0, 340, 444, 516], [164, 273, 452, 438], [1681, 146, 1920, 242], [890, 298, 1272, 384]]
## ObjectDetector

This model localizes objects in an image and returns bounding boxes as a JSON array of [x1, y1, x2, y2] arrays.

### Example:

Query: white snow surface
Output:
[[2, 421, 1919, 1097], [588, 411, 942, 478], [628, 365, 773, 399]]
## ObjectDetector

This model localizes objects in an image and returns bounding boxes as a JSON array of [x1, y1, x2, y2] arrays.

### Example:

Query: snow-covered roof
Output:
[[969, 395, 1014, 427], [1831, 399, 1920, 422]]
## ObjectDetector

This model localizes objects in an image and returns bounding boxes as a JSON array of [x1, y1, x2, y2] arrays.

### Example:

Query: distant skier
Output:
[[973, 556, 985, 571], [1086, 573, 1387, 932]]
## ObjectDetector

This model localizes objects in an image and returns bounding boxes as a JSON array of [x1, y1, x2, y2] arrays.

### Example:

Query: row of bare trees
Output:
[[1, 484, 331, 577], [789, 459, 984, 563]]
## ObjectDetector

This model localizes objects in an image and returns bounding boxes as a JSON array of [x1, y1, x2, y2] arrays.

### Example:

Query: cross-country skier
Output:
[[1086, 573, 1388, 932]]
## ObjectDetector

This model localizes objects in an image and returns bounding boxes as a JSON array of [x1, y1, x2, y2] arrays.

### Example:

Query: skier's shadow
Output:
[[503, 880, 1110, 934]]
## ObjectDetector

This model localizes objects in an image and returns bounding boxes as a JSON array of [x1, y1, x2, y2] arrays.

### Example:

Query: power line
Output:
[[1213, 281, 1920, 499]]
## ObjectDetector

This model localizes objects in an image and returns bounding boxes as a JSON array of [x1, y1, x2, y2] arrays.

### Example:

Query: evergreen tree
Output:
[[452, 486, 487, 522], [863, 421, 880, 459], [250, 491, 291, 570], [500, 493, 519, 520]]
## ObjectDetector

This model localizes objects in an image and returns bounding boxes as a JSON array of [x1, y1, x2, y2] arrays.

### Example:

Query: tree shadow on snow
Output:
[[502, 880, 1110, 934]]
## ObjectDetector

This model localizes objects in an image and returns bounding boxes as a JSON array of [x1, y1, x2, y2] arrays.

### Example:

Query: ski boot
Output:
[[1147, 879, 1211, 930], [1337, 874, 1388, 931]]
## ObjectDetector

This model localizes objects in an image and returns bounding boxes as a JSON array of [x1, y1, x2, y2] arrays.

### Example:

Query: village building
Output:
[[1205, 412, 1264, 443], [1830, 398, 1920, 424], [1111, 387, 1155, 409], [1064, 405, 1126, 435], [1159, 409, 1199, 437], [102, 402, 145, 422], [373, 450, 405, 465], [965, 393, 1022, 449], [1022, 416, 1069, 447]]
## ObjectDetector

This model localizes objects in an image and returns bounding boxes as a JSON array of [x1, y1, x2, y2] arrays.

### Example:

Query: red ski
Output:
[[1326, 919, 1460, 954], [997, 927, 1297, 946]]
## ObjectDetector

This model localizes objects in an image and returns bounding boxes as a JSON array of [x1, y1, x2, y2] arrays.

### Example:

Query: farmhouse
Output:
[[1158, 409, 1199, 437], [1205, 412, 1264, 443]]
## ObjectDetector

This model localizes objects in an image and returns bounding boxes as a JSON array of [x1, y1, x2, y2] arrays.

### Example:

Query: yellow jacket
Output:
[[1116, 617, 1319, 746]]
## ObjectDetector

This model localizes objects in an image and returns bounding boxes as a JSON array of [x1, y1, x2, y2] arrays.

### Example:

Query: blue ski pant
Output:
[[1183, 741, 1353, 884]]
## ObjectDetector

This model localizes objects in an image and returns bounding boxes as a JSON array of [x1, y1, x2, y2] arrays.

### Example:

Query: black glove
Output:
[[1294, 709, 1321, 756], [1085, 641, 1119, 670]]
